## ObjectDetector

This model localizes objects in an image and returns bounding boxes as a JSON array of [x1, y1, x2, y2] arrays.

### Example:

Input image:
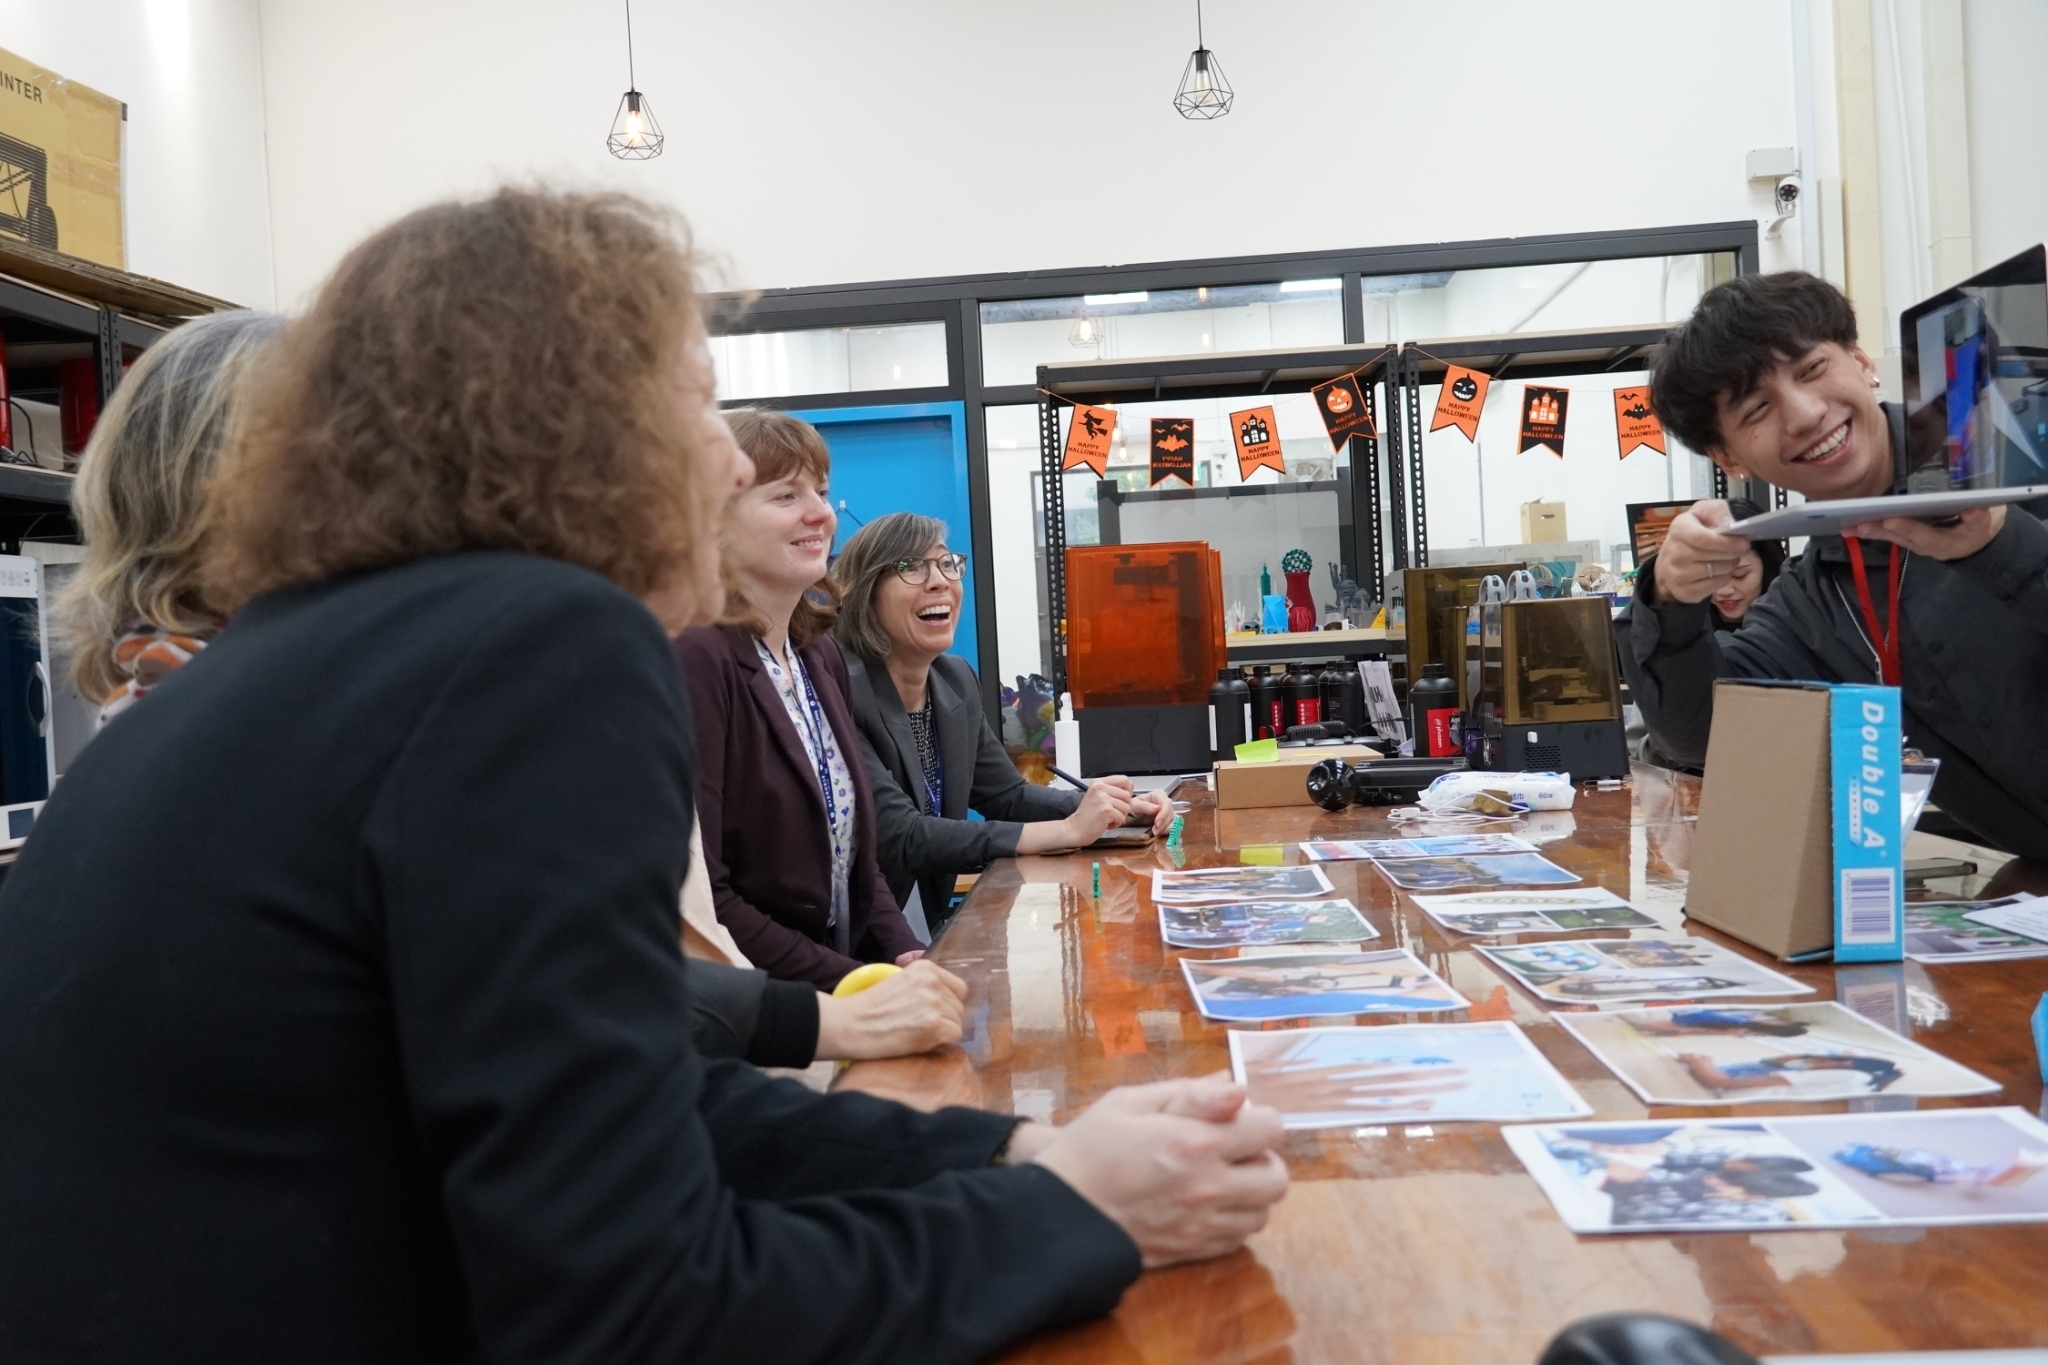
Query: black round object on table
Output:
[[1537, 1314, 1759, 1365], [1305, 757, 1354, 811]]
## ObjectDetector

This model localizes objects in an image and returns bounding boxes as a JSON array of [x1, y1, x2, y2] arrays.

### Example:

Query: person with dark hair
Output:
[[676, 410, 925, 989], [0, 189, 1291, 1364], [1623, 271, 2048, 858], [1677, 1051, 1904, 1098], [830, 511, 1172, 937]]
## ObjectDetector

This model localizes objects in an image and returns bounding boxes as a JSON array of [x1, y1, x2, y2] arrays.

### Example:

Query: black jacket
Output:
[[844, 650, 1079, 935], [1621, 403, 2048, 860], [0, 552, 1138, 1364], [685, 959, 819, 1066]]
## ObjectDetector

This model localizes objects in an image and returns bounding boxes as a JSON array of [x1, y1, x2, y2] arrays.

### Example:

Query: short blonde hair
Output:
[[59, 309, 284, 701], [720, 409, 841, 648], [203, 188, 721, 618]]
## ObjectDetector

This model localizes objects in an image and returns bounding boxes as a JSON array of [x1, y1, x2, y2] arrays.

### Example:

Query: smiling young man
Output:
[[1623, 271, 2048, 861]]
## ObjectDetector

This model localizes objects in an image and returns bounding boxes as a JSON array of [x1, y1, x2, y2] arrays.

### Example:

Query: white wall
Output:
[[254, 0, 1807, 305], [0, 0, 276, 306], [1962, 0, 2048, 271]]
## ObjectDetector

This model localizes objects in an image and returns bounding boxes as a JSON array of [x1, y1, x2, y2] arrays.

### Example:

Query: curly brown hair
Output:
[[720, 408, 841, 647], [202, 188, 721, 617]]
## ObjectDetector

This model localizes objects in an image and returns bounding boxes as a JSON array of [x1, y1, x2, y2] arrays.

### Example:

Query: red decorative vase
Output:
[[1284, 570, 1316, 632]]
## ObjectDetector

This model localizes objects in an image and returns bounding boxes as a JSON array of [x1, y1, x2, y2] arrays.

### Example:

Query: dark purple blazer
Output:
[[675, 624, 919, 989]]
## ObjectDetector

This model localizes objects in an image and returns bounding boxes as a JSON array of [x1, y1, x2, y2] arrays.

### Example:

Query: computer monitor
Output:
[[1899, 243, 2048, 491]]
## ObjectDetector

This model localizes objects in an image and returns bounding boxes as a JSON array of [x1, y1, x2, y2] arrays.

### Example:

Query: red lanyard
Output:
[[1842, 536, 1903, 686]]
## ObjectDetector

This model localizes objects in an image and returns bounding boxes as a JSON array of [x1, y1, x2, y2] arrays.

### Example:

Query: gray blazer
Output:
[[844, 651, 1079, 934]]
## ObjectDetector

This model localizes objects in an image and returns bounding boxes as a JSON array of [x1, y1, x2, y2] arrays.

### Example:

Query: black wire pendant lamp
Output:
[[1173, 0, 1233, 120], [607, 0, 664, 160]]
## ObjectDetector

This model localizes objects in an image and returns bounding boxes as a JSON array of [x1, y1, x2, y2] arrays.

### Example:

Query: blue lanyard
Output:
[[761, 641, 841, 835]]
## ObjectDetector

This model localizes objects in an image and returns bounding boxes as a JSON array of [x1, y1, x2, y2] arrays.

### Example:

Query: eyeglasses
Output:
[[892, 553, 968, 585]]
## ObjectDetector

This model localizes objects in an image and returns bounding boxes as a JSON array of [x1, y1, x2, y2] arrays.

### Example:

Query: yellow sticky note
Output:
[[1232, 738, 1280, 764], [1239, 844, 1286, 865]]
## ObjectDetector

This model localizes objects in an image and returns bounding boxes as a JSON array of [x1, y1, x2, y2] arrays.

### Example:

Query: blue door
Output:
[[790, 401, 977, 668]]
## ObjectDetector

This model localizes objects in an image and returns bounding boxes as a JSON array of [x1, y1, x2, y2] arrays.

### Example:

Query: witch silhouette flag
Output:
[[1518, 385, 1569, 458], [1311, 374, 1376, 452], [1430, 365, 1490, 441], [1063, 403, 1117, 477], [1149, 417, 1195, 487], [1229, 406, 1285, 480], [1613, 387, 1666, 458]]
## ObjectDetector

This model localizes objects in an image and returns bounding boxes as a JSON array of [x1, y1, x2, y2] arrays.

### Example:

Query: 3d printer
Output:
[[1466, 578, 1627, 780]]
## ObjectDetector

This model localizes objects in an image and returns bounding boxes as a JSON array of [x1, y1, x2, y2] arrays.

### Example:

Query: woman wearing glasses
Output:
[[833, 513, 1173, 937], [676, 411, 924, 989]]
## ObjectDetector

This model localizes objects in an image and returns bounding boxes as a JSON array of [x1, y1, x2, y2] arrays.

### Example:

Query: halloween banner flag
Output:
[[1518, 385, 1570, 459], [1062, 403, 1117, 477], [1311, 374, 1376, 452], [1149, 417, 1196, 487], [1613, 386, 1666, 459], [1230, 405, 1286, 481], [1429, 365, 1490, 441]]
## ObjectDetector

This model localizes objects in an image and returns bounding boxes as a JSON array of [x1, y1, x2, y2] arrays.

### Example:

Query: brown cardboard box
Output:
[[1684, 680, 1836, 959], [1519, 500, 1569, 542], [1213, 744, 1382, 810]]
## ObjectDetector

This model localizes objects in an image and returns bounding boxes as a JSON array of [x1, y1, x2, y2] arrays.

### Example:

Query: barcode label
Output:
[[1839, 868, 1897, 944]]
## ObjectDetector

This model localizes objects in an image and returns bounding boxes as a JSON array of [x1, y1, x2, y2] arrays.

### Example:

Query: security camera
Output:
[[1775, 176, 1800, 214]]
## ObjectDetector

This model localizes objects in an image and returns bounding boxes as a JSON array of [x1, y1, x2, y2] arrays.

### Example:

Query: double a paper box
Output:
[[1828, 685, 1904, 962], [1686, 680, 1903, 962]]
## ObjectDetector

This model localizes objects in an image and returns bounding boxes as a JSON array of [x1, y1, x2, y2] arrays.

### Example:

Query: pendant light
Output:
[[1069, 313, 1101, 348], [606, 0, 664, 160], [1173, 0, 1233, 120]]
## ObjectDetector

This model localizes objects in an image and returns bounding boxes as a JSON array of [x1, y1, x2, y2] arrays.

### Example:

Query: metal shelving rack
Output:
[[1035, 342, 1395, 693]]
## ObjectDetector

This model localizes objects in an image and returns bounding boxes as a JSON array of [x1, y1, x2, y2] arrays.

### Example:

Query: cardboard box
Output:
[[1519, 500, 1568, 543], [1686, 680, 1904, 961], [1213, 744, 1383, 810]]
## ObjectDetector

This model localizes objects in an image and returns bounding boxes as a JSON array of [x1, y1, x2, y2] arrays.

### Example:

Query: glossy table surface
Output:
[[838, 766, 2048, 1364]]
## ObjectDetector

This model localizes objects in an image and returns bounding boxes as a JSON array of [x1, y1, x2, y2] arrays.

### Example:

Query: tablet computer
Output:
[[1726, 484, 2048, 539]]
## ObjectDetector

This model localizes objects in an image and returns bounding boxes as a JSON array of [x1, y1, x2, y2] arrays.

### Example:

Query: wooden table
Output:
[[839, 765, 2048, 1363]]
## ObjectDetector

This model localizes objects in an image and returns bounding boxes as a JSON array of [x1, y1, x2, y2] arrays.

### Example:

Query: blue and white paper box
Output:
[[1829, 684, 1904, 963]]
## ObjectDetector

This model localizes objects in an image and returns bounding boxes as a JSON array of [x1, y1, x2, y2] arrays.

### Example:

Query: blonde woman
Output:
[[59, 309, 283, 724], [0, 189, 1286, 1363]]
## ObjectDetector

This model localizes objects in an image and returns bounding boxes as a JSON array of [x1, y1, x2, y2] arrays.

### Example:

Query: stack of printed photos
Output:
[[1180, 949, 1467, 1022], [1479, 938, 1812, 1005], [1409, 887, 1661, 937], [1554, 1002, 1999, 1106], [1903, 894, 2048, 964], [1228, 1021, 1593, 1129], [1507, 1109, 2048, 1233], [1305, 833, 1585, 891]]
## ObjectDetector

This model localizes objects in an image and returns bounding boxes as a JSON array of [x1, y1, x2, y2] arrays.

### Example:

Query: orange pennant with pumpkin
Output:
[[1062, 403, 1117, 477], [1613, 386, 1666, 458], [1429, 365, 1490, 441], [1229, 405, 1285, 480]]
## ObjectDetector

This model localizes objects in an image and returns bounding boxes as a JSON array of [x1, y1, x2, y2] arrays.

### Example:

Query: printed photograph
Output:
[[1480, 938, 1813, 1005], [1779, 1109, 2048, 1223], [1903, 899, 2048, 963], [1180, 948, 1468, 1023], [1159, 898, 1377, 950], [1228, 1022, 1592, 1129], [1370, 852, 1581, 891], [1412, 888, 1659, 937], [1556, 1002, 2000, 1106], [1151, 864, 1336, 905], [1305, 835, 1535, 862], [1505, 1119, 1886, 1232]]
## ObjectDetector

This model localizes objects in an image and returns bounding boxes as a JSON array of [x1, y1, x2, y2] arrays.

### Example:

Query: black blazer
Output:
[[845, 650, 1079, 934], [0, 552, 1137, 1364], [675, 625, 920, 988]]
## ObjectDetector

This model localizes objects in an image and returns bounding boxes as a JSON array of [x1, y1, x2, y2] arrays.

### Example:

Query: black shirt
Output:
[[0, 551, 1136, 1364]]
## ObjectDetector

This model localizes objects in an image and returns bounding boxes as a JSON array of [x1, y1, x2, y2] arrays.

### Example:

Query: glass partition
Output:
[[979, 281, 1345, 387], [708, 321, 948, 400], [1358, 253, 1736, 343]]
